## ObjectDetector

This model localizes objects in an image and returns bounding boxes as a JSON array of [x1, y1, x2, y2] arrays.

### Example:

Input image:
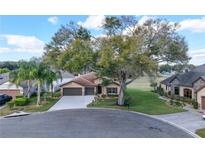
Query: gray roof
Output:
[[60, 71, 74, 78], [161, 64, 205, 87], [0, 73, 9, 85]]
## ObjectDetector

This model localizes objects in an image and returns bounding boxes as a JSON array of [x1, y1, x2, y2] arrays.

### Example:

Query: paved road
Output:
[[48, 96, 95, 111], [0, 109, 193, 138], [155, 107, 205, 133]]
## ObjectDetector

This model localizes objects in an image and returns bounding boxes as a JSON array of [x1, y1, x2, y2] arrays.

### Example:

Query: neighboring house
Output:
[[44, 71, 75, 92], [0, 73, 9, 85], [0, 81, 23, 99], [160, 64, 205, 110], [0, 73, 36, 99], [60, 72, 120, 96]]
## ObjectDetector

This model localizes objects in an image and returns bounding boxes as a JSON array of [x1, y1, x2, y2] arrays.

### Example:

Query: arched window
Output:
[[183, 88, 192, 99]]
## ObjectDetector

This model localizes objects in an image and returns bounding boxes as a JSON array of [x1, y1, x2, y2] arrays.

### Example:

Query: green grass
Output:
[[128, 76, 166, 91], [195, 128, 205, 138], [88, 89, 185, 115], [0, 91, 60, 116]]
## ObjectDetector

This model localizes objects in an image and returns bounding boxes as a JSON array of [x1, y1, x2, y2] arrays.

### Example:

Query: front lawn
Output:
[[0, 91, 60, 116], [195, 128, 205, 138], [88, 89, 185, 115]]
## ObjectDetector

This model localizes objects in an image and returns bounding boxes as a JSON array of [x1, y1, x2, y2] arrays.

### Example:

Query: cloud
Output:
[[0, 34, 45, 54], [178, 17, 205, 32], [48, 16, 58, 25], [189, 48, 205, 65], [78, 15, 105, 29], [0, 47, 10, 53], [138, 16, 154, 25]]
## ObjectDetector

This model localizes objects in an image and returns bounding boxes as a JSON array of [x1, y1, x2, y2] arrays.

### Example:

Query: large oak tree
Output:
[[44, 16, 189, 106]]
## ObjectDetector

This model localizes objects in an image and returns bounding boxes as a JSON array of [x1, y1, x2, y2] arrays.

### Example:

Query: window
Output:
[[184, 88, 192, 99], [174, 87, 179, 95], [107, 87, 117, 95]]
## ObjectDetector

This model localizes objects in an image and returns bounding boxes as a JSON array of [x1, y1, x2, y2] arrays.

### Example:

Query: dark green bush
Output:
[[192, 100, 198, 109], [14, 98, 30, 106], [16, 95, 23, 99]]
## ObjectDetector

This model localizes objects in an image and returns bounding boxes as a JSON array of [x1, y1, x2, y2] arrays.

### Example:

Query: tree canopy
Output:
[[44, 16, 190, 105]]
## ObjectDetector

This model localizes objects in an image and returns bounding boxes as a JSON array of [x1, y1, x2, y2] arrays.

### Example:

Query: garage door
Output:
[[202, 97, 205, 110], [85, 87, 95, 95], [63, 88, 82, 96]]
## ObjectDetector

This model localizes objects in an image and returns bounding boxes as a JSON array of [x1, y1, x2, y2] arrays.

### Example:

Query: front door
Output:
[[97, 85, 102, 94]]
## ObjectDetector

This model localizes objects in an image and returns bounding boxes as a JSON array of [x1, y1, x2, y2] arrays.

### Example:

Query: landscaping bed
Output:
[[88, 89, 185, 115], [0, 91, 60, 116]]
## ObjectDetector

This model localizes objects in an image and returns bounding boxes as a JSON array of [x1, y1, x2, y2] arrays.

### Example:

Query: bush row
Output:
[[8, 97, 30, 108]]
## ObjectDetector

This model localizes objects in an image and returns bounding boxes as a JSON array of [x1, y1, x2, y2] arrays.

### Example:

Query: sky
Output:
[[0, 15, 205, 65]]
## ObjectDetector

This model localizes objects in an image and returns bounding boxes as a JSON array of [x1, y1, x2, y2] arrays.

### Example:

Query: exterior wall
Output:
[[102, 83, 120, 95], [160, 84, 171, 94], [170, 78, 180, 95], [179, 86, 195, 99], [197, 87, 205, 110], [61, 82, 85, 96], [193, 78, 205, 91], [0, 89, 21, 99]]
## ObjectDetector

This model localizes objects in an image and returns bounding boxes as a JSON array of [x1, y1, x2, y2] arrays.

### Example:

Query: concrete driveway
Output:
[[155, 106, 205, 133], [49, 96, 95, 111], [0, 109, 193, 138]]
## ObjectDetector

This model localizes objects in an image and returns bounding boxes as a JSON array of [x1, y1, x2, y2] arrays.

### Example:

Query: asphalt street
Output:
[[0, 109, 193, 138]]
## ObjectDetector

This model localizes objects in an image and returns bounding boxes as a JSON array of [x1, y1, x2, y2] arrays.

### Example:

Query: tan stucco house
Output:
[[160, 64, 205, 110], [60, 72, 120, 96]]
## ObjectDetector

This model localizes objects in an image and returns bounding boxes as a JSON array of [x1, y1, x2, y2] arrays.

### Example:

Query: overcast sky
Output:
[[0, 15, 205, 65]]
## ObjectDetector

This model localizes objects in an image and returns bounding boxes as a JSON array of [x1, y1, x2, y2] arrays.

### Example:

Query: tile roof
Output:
[[60, 72, 97, 87]]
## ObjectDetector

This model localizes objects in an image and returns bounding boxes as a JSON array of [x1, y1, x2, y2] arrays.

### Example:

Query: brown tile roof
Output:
[[72, 76, 96, 87], [60, 72, 97, 87], [79, 72, 98, 83]]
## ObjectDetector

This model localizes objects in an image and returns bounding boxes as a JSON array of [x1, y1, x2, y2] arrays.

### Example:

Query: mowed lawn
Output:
[[88, 89, 185, 115], [0, 92, 60, 116], [128, 75, 166, 91], [195, 128, 205, 138]]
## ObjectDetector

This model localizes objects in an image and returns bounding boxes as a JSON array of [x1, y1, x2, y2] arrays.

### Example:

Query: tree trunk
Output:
[[37, 81, 41, 106], [51, 83, 54, 98], [117, 78, 126, 106], [27, 80, 31, 98]]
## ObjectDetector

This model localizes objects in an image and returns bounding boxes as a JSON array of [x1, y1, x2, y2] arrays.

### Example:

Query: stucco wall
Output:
[[160, 84, 171, 93], [102, 83, 120, 95], [197, 87, 205, 110], [170, 78, 180, 95], [179, 86, 195, 99], [193, 78, 205, 91]]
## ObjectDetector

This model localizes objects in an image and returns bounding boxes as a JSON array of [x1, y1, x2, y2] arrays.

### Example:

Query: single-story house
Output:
[[160, 64, 205, 110], [0, 72, 37, 99], [60, 72, 120, 96], [0, 81, 23, 99]]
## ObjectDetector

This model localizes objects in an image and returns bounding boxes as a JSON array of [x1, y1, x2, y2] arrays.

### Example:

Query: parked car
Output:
[[0, 94, 12, 105], [203, 112, 205, 120]]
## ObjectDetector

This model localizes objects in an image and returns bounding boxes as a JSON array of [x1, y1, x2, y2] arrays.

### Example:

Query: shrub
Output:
[[157, 87, 164, 96], [14, 98, 30, 106], [16, 95, 23, 99], [8, 101, 15, 109], [192, 100, 198, 109]]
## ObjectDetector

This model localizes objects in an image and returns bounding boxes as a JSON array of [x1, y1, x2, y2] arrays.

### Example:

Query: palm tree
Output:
[[46, 70, 60, 98], [10, 61, 35, 98]]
